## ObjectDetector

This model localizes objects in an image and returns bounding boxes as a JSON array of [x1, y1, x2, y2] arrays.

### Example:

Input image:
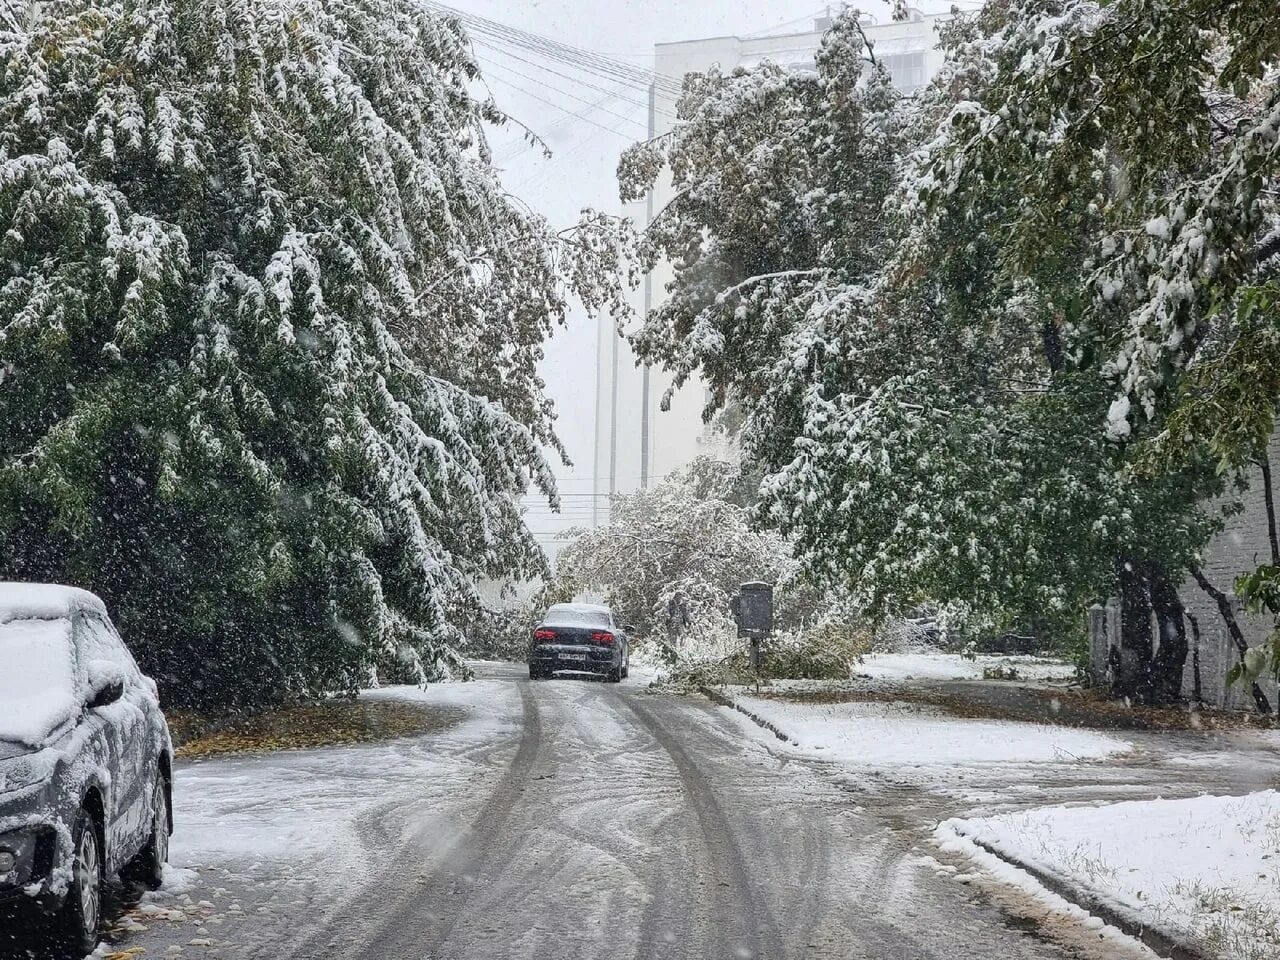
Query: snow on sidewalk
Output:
[[853, 651, 1076, 682], [939, 792, 1280, 960], [731, 694, 1130, 770]]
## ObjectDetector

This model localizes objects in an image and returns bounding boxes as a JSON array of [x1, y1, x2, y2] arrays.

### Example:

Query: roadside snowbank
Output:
[[941, 792, 1280, 960], [854, 652, 1076, 682], [731, 695, 1129, 767]]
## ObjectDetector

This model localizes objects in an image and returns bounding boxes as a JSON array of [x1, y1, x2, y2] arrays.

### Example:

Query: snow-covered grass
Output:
[[730, 695, 1129, 767], [940, 792, 1280, 960], [169, 678, 517, 873], [853, 651, 1076, 683]]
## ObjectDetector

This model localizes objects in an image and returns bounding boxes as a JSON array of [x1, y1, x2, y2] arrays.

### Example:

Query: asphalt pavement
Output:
[[3, 664, 1163, 960]]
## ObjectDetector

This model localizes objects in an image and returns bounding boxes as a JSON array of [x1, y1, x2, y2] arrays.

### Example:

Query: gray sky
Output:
[[441, 1, 951, 539]]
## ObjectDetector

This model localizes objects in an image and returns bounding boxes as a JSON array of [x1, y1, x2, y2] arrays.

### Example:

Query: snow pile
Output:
[[732, 696, 1128, 767], [941, 792, 1280, 960], [156, 865, 200, 896], [854, 652, 1076, 682], [0, 618, 79, 748]]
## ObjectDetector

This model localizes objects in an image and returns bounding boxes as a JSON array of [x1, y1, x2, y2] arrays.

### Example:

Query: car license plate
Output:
[[559, 653, 588, 662]]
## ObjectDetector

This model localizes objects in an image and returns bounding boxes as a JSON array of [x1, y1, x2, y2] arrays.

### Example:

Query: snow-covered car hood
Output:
[[0, 740, 32, 761]]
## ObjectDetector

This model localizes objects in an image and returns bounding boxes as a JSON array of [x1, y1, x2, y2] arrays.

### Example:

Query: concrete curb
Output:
[[965, 837, 1212, 960], [698, 686, 796, 745], [706, 682, 1212, 960]]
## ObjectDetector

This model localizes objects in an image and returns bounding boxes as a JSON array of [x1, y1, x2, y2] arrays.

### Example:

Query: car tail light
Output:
[[534, 629, 557, 643], [590, 631, 615, 646]]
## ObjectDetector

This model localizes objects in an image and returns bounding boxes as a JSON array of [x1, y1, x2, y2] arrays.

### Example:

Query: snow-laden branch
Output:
[[713, 269, 826, 305]]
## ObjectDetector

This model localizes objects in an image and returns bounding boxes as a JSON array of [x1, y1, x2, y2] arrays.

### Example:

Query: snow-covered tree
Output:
[[908, 0, 1279, 699], [619, 15, 904, 472], [555, 459, 818, 654], [616, 9, 1241, 704], [0, 0, 622, 708], [910, 0, 1279, 446]]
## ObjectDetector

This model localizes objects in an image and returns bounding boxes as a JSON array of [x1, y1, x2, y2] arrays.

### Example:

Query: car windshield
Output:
[[0, 618, 77, 747], [542, 607, 611, 628]]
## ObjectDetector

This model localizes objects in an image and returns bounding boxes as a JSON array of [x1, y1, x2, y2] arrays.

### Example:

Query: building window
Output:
[[880, 51, 926, 95]]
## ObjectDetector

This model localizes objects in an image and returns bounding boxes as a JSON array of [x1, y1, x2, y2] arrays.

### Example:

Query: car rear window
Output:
[[543, 607, 611, 628], [0, 617, 78, 748]]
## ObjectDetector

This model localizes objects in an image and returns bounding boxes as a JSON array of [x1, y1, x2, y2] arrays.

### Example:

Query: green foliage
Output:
[[0, 0, 621, 708], [1147, 287, 1280, 477], [614, 7, 1237, 658], [1237, 565, 1280, 684]]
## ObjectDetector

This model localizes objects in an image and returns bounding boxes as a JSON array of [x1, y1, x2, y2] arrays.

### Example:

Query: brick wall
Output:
[[1177, 430, 1280, 710], [1087, 431, 1280, 711]]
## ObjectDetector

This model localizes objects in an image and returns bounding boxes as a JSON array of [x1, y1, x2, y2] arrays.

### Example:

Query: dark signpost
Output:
[[730, 582, 773, 690]]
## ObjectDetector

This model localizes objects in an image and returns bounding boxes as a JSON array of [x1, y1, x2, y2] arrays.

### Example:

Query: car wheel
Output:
[[529, 664, 544, 680], [606, 665, 622, 684], [124, 774, 169, 890], [56, 808, 102, 955]]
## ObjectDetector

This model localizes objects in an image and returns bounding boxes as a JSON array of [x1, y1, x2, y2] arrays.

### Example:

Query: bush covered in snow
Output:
[[555, 458, 869, 680], [556, 459, 811, 639]]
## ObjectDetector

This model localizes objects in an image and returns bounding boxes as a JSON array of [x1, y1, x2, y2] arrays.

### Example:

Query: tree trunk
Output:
[[1147, 564, 1188, 704], [1113, 558, 1156, 703], [1042, 319, 1064, 373], [1190, 567, 1273, 714], [1187, 612, 1204, 705], [1260, 451, 1280, 566]]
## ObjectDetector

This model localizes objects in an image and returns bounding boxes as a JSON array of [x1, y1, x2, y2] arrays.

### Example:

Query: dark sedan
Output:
[[528, 603, 630, 682], [0, 584, 173, 955]]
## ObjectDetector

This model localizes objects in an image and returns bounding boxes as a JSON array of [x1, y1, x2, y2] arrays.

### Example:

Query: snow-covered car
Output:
[[0, 584, 173, 954], [528, 603, 630, 682]]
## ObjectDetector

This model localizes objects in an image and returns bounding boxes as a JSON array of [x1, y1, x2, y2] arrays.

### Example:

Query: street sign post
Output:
[[730, 582, 773, 691]]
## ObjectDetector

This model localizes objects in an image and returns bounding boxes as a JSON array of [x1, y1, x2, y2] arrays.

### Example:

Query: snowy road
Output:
[[20, 664, 1170, 960]]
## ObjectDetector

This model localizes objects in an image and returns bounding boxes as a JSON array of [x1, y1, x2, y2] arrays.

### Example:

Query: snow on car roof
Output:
[[547, 602, 612, 613], [0, 582, 108, 624]]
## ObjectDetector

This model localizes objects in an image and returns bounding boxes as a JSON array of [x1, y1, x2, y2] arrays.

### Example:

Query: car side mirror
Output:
[[624, 624, 637, 634], [86, 660, 126, 709]]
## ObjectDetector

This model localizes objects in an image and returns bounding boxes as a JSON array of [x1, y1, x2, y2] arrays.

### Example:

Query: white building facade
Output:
[[592, 10, 951, 522]]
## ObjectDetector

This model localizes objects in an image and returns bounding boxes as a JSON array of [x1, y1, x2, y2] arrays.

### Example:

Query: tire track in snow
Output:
[[282, 680, 543, 960], [621, 693, 786, 960], [412, 679, 544, 957]]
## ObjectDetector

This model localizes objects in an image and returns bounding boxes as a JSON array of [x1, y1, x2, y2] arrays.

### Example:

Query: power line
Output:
[[522, 493, 616, 498], [507, 128, 617, 193], [482, 61, 652, 135], [492, 89, 603, 162], [476, 40, 677, 121], [423, 0, 684, 99], [744, 7, 831, 39], [485, 73, 641, 141], [492, 82, 638, 167], [458, 14, 681, 95]]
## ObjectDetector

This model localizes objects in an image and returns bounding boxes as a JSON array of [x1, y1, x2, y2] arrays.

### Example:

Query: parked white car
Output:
[[0, 584, 173, 954]]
